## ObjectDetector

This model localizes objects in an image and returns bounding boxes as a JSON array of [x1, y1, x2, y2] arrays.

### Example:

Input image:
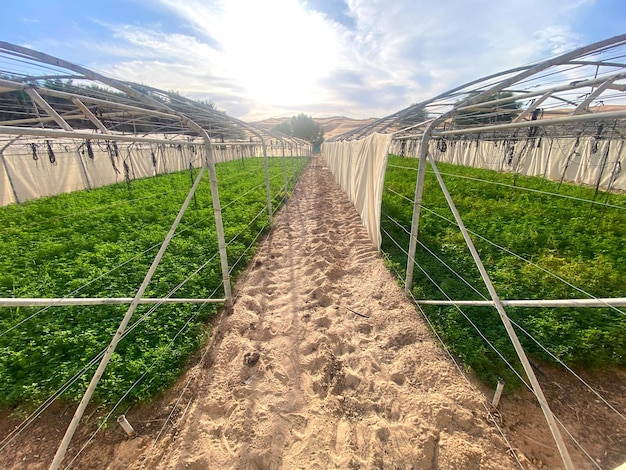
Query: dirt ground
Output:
[[2, 158, 626, 469]]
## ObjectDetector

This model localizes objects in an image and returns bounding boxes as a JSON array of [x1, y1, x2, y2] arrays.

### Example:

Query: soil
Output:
[[1, 158, 625, 469]]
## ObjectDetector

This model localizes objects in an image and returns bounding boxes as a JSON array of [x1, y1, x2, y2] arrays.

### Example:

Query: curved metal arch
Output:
[[331, 34, 626, 141]]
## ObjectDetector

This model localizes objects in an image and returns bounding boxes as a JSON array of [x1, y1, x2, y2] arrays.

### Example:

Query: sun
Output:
[[217, 0, 340, 105]]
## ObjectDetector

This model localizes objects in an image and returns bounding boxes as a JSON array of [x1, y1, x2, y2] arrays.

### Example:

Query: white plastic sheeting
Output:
[[322, 133, 392, 249], [0, 137, 203, 205], [389, 137, 626, 191], [0, 137, 307, 206]]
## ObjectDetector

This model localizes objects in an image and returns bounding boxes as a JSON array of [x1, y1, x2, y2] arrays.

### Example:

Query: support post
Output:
[[116, 415, 136, 437], [427, 155, 575, 470], [50, 166, 208, 470], [202, 138, 232, 306], [262, 140, 273, 225], [405, 121, 437, 293], [281, 141, 287, 199], [289, 143, 294, 184], [491, 380, 505, 408]]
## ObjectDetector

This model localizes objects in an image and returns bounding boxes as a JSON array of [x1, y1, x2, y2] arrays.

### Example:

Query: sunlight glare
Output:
[[217, 0, 341, 104]]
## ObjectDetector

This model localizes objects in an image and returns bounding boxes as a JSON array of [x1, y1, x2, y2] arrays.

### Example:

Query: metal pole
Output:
[[70, 97, 110, 134], [49, 165, 207, 470], [514, 92, 552, 123], [262, 140, 273, 225], [0, 297, 227, 307], [570, 77, 618, 115], [202, 138, 232, 306], [405, 121, 438, 293], [0, 125, 203, 146], [430, 109, 626, 138], [281, 141, 287, 199], [25, 88, 73, 131], [289, 143, 294, 185], [415, 297, 626, 308], [427, 155, 575, 470]]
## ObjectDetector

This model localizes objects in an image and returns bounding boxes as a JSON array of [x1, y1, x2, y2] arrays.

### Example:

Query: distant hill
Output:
[[253, 116, 379, 140]]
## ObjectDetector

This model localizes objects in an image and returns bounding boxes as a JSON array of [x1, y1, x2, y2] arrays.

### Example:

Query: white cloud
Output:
[[78, 0, 600, 120], [533, 26, 581, 56]]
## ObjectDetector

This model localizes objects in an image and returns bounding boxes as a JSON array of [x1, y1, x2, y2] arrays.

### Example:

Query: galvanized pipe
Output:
[[50, 166, 207, 470], [415, 297, 626, 308], [0, 297, 226, 307]]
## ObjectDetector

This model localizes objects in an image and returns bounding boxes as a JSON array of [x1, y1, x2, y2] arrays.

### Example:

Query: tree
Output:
[[453, 91, 520, 127], [271, 113, 324, 151], [271, 120, 292, 136]]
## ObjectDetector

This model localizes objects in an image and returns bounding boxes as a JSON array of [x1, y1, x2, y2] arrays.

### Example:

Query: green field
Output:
[[0, 156, 308, 408], [381, 155, 626, 387]]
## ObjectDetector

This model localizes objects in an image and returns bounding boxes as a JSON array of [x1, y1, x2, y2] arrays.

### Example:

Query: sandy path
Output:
[[135, 158, 515, 469]]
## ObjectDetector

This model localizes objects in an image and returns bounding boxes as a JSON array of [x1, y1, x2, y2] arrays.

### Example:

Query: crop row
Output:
[[381, 155, 626, 386], [0, 156, 308, 408]]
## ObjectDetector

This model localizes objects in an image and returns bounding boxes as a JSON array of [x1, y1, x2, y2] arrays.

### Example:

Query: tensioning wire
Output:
[[384, 223, 603, 468], [418, 204, 626, 317], [383, 213, 626, 423]]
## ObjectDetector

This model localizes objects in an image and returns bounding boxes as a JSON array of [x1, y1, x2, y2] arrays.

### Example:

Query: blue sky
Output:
[[2, 0, 624, 120]]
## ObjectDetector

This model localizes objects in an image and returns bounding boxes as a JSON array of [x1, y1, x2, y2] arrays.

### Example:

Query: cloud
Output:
[[302, 0, 355, 28], [533, 26, 581, 56], [68, 0, 604, 120]]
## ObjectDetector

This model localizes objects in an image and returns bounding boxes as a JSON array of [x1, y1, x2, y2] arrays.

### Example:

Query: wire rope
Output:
[[64, 283, 221, 469], [221, 179, 268, 211], [383, 212, 626, 423], [0, 210, 217, 338], [383, 196, 622, 463], [509, 318, 626, 422], [416, 204, 626, 317], [382, 252, 524, 468], [228, 224, 267, 275], [382, 226, 605, 469], [0, 249, 221, 454], [138, 323, 216, 469], [225, 206, 267, 248], [431, 171, 626, 210], [384, 211, 491, 300], [1, 187, 188, 235], [381, 226, 528, 387]]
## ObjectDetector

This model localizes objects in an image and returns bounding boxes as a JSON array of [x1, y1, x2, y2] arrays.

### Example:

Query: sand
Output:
[[135, 158, 515, 469], [6, 157, 626, 469]]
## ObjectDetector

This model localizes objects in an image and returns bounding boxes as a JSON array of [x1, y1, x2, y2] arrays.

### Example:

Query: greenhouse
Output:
[[1, 34, 626, 470]]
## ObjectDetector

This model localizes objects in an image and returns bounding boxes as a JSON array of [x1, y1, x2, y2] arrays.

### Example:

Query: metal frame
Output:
[[329, 34, 626, 470], [0, 41, 311, 469]]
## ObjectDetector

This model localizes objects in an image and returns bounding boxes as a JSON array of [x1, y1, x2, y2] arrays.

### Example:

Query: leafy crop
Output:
[[0, 156, 308, 409], [382, 155, 626, 387]]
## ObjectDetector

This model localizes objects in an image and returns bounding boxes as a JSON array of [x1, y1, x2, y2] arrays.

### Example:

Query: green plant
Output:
[[0, 156, 309, 409], [382, 155, 626, 387]]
